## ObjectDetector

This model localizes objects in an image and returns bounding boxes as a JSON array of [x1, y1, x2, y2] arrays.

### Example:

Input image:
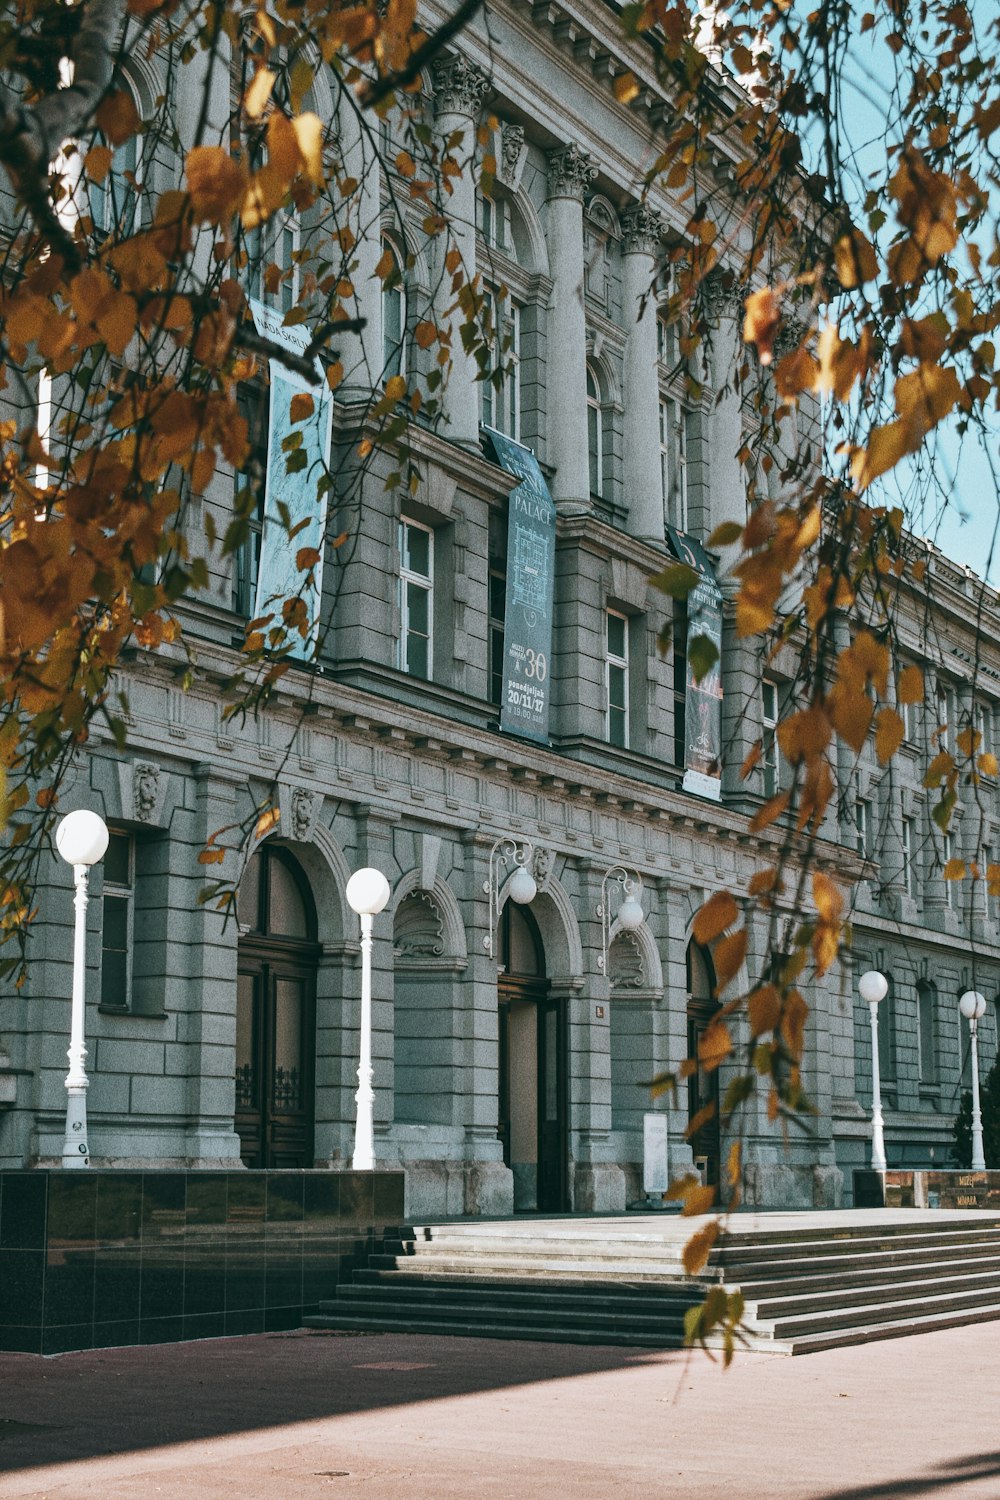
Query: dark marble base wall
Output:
[[854, 1168, 1000, 1210], [0, 1169, 404, 1356]]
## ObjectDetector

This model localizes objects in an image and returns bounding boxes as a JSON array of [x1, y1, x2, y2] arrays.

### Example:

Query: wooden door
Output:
[[236, 955, 316, 1168]]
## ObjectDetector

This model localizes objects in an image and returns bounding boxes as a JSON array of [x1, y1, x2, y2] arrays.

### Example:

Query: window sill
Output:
[[98, 1006, 168, 1020]]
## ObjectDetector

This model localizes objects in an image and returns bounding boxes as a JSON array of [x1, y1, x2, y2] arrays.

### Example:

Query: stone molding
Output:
[[547, 143, 597, 201], [620, 203, 664, 257], [432, 55, 490, 118]]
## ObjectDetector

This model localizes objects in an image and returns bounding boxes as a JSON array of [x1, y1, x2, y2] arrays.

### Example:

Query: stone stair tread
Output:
[[738, 1263, 1000, 1308], [303, 1312, 684, 1348], [351, 1272, 699, 1301], [316, 1294, 690, 1332], [756, 1283, 1000, 1337], [782, 1301, 1000, 1354]]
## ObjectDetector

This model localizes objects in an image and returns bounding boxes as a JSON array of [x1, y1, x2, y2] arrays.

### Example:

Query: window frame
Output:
[[381, 234, 407, 382], [761, 678, 780, 798], [398, 515, 434, 679], [232, 382, 268, 617], [586, 363, 603, 498], [100, 829, 135, 1012], [917, 980, 938, 1084], [659, 394, 690, 533], [605, 608, 629, 749], [902, 816, 917, 899], [480, 287, 521, 441]]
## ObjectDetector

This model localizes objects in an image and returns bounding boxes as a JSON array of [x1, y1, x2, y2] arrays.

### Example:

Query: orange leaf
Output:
[[713, 932, 747, 992], [289, 392, 314, 424], [681, 1184, 718, 1217], [743, 286, 781, 365], [96, 89, 141, 146], [186, 146, 247, 223], [943, 858, 966, 881], [813, 871, 843, 923], [898, 664, 924, 704], [834, 228, 878, 287], [682, 1220, 720, 1275], [692, 890, 738, 945], [874, 707, 904, 764], [254, 806, 280, 839], [748, 984, 781, 1036]]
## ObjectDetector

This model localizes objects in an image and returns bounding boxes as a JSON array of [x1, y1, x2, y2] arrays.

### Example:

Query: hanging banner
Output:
[[666, 525, 723, 800], [248, 297, 332, 661], [483, 427, 557, 745]]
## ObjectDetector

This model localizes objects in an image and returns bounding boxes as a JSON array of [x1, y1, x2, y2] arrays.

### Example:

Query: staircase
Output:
[[304, 1213, 1000, 1355]]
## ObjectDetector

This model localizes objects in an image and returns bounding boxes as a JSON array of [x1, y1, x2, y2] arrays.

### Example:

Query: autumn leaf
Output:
[[96, 89, 141, 146], [713, 932, 747, 992], [898, 665, 924, 704], [692, 890, 738, 944], [682, 1220, 720, 1276], [943, 858, 966, 881], [244, 67, 276, 119], [834, 228, 878, 287], [187, 147, 248, 223], [851, 420, 911, 490], [743, 286, 781, 365], [874, 707, 904, 764], [254, 807, 280, 839], [748, 984, 782, 1036], [290, 392, 314, 424], [681, 1183, 718, 1217]]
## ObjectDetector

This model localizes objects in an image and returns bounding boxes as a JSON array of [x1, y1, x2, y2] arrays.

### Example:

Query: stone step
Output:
[[781, 1301, 1000, 1355], [756, 1282, 1000, 1340], [732, 1255, 1000, 1302], [304, 1310, 693, 1350], [711, 1240, 1000, 1280], [335, 1279, 699, 1316], [320, 1290, 693, 1336], [353, 1268, 701, 1302]]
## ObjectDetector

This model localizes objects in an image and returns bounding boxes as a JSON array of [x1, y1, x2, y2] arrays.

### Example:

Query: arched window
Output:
[[88, 88, 142, 237], [586, 363, 603, 497], [917, 979, 938, 1084], [381, 236, 406, 381]]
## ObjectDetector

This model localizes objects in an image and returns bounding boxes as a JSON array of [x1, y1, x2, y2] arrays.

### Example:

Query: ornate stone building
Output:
[[2, 0, 997, 1214]]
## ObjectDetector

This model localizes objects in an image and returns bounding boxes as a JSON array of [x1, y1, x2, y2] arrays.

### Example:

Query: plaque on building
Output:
[[248, 297, 333, 662], [483, 427, 557, 745], [666, 526, 723, 800]]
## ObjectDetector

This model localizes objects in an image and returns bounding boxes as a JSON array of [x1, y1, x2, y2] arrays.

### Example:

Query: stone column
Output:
[[545, 144, 596, 515], [620, 204, 664, 542], [431, 56, 490, 447], [334, 91, 383, 399], [705, 274, 747, 572]]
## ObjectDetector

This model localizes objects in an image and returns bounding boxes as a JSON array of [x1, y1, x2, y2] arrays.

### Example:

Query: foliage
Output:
[[952, 1053, 1000, 1169]]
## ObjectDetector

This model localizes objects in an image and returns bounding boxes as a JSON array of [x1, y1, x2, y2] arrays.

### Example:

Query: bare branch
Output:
[[357, 0, 486, 111]]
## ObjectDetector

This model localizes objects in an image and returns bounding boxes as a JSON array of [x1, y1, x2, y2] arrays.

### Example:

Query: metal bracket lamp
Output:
[[483, 837, 536, 957], [596, 865, 644, 974]]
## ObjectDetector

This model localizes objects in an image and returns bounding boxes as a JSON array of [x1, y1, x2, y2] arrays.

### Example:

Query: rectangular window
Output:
[[606, 610, 629, 749], [943, 832, 955, 908], [761, 679, 780, 798], [936, 682, 950, 750], [398, 517, 433, 679], [899, 693, 913, 743], [877, 980, 895, 1080], [101, 831, 134, 1010], [975, 701, 990, 760], [673, 598, 687, 768], [480, 291, 520, 440], [489, 564, 506, 707], [983, 844, 995, 920], [855, 798, 871, 859], [917, 983, 938, 1084], [902, 817, 917, 899], [660, 397, 689, 533], [232, 385, 267, 615]]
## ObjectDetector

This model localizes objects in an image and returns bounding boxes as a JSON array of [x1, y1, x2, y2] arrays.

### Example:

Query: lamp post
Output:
[[959, 989, 988, 1171], [483, 837, 536, 957], [596, 865, 645, 973], [859, 969, 889, 1173], [346, 867, 392, 1171], [55, 809, 109, 1169]]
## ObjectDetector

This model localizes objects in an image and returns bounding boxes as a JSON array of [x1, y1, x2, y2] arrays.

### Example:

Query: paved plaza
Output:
[[1, 1318, 998, 1499]]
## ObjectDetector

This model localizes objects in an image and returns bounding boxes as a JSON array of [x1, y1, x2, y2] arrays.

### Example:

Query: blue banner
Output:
[[483, 428, 557, 745], [248, 298, 332, 661]]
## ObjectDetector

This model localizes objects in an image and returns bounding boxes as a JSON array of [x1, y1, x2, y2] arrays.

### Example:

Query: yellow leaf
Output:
[[289, 392, 314, 424], [813, 871, 842, 923], [692, 890, 738, 945], [198, 848, 225, 864], [85, 145, 113, 184], [245, 67, 276, 119], [414, 320, 438, 350], [385, 374, 406, 402], [293, 112, 325, 185], [254, 806, 280, 839], [613, 71, 640, 104], [943, 858, 966, 880], [895, 362, 962, 434], [851, 419, 911, 490], [186, 146, 247, 223], [707, 521, 743, 548], [749, 791, 790, 832], [874, 706, 904, 764], [979, 752, 998, 777], [96, 89, 140, 146], [898, 665, 924, 704], [296, 546, 320, 570], [713, 933, 747, 992], [781, 989, 809, 1059], [743, 286, 781, 365], [834, 228, 878, 287], [682, 1220, 720, 1275], [681, 1184, 718, 1217], [748, 984, 781, 1037], [726, 1141, 742, 1189]]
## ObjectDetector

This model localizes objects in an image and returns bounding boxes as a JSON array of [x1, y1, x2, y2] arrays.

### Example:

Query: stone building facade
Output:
[[1, 0, 997, 1214]]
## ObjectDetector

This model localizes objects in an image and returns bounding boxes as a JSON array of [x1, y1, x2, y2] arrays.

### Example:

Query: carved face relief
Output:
[[133, 763, 160, 822], [291, 787, 314, 842]]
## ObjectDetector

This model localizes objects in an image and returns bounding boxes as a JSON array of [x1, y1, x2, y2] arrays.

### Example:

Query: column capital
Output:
[[431, 54, 490, 118], [546, 143, 596, 201], [621, 203, 664, 257], [704, 268, 745, 324]]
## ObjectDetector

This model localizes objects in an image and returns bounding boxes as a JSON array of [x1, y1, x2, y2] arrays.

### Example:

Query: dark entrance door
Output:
[[687, 941, 721, 1198], [235, 845, 319, 1168], [497, 903, 566, 1212]]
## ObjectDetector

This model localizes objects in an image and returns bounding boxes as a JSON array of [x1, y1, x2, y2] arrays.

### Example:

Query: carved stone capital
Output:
[[703, 269, 744, 324], [547, 143, 597, 201], [620, 203, 663, 257], [432, 55, 490, 119]]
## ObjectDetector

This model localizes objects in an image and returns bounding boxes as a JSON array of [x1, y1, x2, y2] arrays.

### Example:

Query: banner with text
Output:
[[666, 525, 723, 801], [249, 297, 332, 661], [483, 427, 557, 745]]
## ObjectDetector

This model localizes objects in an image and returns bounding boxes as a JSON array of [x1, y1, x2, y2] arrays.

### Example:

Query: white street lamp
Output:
[[959, 989, 988, 1171], [596, 865, 644, 973], [55, 809, 109, 1168], [346, 867, 392, 1171], [483, 837, 536, 957], [859, 969, 889, 1173]]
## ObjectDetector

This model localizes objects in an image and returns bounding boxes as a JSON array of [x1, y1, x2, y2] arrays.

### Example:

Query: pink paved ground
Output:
[[1, 1323, 998, 1499]]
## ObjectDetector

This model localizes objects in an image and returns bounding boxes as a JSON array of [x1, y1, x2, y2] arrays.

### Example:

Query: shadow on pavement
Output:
[[0, 1328, 683, 1476], [811, 1450, 1000, 1500]]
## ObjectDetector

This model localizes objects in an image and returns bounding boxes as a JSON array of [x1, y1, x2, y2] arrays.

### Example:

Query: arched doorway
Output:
[[236, 845, 319, 1168], [498, 902, 566, 1213], [687, 940, 721, 1198]]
